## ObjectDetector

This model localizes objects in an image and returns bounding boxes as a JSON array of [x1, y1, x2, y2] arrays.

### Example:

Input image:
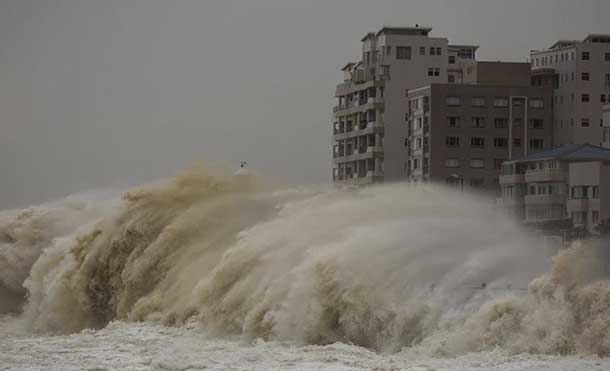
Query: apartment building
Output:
[[500, 144, 610, 232], [332, 26, 478, 184], [406, 63, 553, 193], [531, 35, 610, 147]]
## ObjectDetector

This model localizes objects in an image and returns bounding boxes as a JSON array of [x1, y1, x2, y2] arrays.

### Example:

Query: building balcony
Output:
[[336, 171, 384, 185], [367, 146, 384, 154], [334, 100, 384, 117], [567, 198, 601, 212], [335, 76, 386, 97], [524, 169, 567, 183], [497, 196, 525, 207], [524, 194, 567, 206], [361, 121, 384, 135]]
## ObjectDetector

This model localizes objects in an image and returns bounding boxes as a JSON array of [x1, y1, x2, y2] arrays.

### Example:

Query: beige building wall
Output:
[[531, 35, 610, 147]]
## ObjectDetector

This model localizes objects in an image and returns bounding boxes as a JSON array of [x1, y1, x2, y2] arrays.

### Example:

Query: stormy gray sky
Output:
[[0, 0, 608, 208]]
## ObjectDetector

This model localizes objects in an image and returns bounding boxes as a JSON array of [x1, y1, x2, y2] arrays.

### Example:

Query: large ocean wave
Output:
[[2, 169, 609, 356]]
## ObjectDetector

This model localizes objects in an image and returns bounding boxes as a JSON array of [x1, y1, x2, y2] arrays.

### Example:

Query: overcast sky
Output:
[[1, 0, 608, 209]]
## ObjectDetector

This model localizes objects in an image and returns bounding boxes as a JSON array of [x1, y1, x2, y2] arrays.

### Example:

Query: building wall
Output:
[[378, 34, 450, 181], [531, 39, 610, 147], [603, 104, 610, 147], [474, 62, 532, 87], [408, 84, 553, 193]]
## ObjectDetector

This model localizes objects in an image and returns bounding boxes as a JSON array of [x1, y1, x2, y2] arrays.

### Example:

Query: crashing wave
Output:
[[3, 168, 610, 356]]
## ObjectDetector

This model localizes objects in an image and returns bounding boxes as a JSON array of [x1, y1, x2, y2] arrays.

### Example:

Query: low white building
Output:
[[500, 144, 610, 232]]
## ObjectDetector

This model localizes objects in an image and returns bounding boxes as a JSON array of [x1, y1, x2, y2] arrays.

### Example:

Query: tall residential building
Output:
[[406, 62, 553, 193], [499, 144, 610, 232], [530, 35, 610, 147], [332, 26, 478, 184]]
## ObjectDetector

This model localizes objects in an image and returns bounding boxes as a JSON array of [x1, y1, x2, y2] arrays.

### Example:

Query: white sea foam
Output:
[[2, 169, 610, 363]]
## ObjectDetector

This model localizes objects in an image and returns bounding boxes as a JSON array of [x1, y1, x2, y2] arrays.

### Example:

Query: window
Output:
[[471, 137, 485, 148], [494, 159, 505, 170], [429, 47, 441, 56], [494, 98, 509, 107], [470, 178, 485, 188], [582, 94, 590, 103], [529, 98, 544, 108], [529, 139, 544, 150], [581, 118, 590, 127], [494, 118, 508, 129], [420, 46, 425, 56], [446, 96, 461, 106], [428, 67, 440, 77], [448, 75, 456, 83], [593, 211, 600, 225], [605, 53, 610, 61], [513, 118, 522, 127], [471, 97, 485, 107], [602, 94, 607, 104], [448, 116, 460, 128], [494, 138, 508, 149], [582, 51, 590, 61], [593, 186, 600, 199], [513, 138, 521, 148], [413, 158, 419, 169], [446, 136, 460, 147], [529, 119, 544, 129], [582, 72, 590, 81], [449, 55, 456, 64], [571, 186, 588, 199], [436, 47, 442, 56], [445, 158, 460, 168], [396, 46, 412, 60], [472, 117, 486, 128], [470, 159, 485, 168]]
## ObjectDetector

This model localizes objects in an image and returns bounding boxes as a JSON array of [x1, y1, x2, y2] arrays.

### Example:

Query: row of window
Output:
[[445, 136, 544, 149], [555, 92, 610, 105], [533, 50, 610, 67], [445, 96, 545, 108], [571, 185, 600, 199], [555, 118, 599, 129], [447, 117, 544, 129], [573, 210, 600, 226], [390, 46, 444, 60], [445, 158, 506, 170]]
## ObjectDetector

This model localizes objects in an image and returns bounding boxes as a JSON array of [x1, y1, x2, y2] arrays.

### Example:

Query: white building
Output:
[[332, 26, 478, 184], [530, 35, 610, 147], [500, 144, 610, 232]]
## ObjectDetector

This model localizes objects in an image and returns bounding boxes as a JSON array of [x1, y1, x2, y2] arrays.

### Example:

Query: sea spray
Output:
[[0, 193, 114, 313], [3, 169, 610, 356]]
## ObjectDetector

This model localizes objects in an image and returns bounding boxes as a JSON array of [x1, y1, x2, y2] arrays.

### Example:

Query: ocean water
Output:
[[1, 169, 610, 370]]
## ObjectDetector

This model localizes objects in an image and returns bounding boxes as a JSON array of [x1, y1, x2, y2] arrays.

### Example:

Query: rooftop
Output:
[[366, 26, 433, 40], [508, 144, 610, 163], [448, 44, 480, 51]]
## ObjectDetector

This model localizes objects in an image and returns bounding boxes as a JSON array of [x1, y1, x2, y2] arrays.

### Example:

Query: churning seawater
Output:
[[2, 169, 610, 370]]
